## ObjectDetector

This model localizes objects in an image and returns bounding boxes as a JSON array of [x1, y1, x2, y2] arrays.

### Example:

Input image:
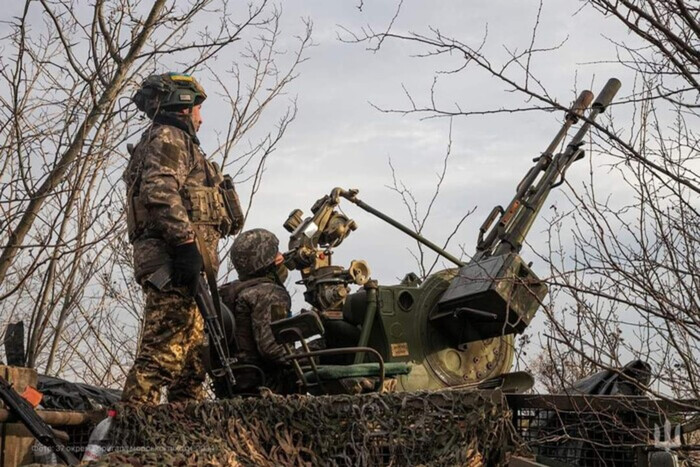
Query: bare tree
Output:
[[0, 0, 312, 386], [385, 119, 475, 279]]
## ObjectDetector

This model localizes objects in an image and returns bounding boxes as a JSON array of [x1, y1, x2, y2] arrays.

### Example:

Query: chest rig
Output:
[[125, 128, 244, 242], [183, 148, 237, 234]]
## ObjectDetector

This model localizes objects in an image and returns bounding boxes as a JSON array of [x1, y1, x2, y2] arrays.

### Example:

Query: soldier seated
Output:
[[218, 229, 296, 396]]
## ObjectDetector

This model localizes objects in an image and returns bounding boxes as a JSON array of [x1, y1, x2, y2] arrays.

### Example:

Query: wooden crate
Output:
[[0, 366, 38, 467]]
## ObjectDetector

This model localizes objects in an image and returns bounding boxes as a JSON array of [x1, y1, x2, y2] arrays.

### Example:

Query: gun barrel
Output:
[[0, 375, 80, 465], [567, 90, 594, 123], [195, 276, 238, 393], [478, 79, 621, 257], [568, 78, 622, 149], [543, 90, 592, 159], [502, 79, 621, 254], [592, 78, 622, 113]]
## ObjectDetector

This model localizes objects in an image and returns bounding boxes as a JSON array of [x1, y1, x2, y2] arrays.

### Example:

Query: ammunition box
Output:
[[433, 253, 547, 344]]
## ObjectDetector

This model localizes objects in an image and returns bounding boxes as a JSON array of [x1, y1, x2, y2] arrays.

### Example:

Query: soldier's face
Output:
[[191, 104, 203, 132]]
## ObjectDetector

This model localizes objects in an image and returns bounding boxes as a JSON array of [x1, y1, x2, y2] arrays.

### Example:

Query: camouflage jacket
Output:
[[124, 116, 223, 283], [220, 279, 290, 368]]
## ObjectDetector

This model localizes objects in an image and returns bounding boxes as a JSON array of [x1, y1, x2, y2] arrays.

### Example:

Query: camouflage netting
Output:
[[90, 388, 518, 466]]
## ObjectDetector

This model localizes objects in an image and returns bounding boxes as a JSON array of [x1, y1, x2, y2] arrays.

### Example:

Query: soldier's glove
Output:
[[172, 241, 203, 292]]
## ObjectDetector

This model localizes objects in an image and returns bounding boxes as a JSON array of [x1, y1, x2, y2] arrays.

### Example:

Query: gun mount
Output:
[[281, 79, 621, 391], [281, 189, 514, 389]]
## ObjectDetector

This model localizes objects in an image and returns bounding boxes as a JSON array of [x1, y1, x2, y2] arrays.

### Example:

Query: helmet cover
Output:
[[231, 228, 280, 277]]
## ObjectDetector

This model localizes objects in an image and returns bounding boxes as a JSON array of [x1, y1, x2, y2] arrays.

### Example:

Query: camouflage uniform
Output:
[[218, 229, 295, 395], [124, 120, 224, 283], [124, 284, 206, 404], [122, 74, 234, 405]]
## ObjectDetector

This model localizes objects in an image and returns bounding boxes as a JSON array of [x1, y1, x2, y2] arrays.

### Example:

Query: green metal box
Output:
[[433, 253, 547, 344]]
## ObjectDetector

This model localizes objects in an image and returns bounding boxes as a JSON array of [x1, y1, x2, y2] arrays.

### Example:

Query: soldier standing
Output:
[[122, 73, 242, 404], [217, 229, 295, 396]]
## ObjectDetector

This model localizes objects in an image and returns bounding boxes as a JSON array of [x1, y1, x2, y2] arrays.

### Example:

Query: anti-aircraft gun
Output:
[[281, 79, 621, 391]]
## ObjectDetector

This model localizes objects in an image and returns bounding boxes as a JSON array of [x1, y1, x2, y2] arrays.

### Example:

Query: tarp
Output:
[[569, 359, 651, 396], [37, 374, 121, 411]]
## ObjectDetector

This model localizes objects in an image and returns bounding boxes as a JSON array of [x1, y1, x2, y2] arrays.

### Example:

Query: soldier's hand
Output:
[[172, 241, 203, 291]]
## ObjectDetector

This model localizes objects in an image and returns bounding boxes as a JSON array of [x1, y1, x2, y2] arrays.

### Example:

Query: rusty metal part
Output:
[[0, 408, 104, 426]]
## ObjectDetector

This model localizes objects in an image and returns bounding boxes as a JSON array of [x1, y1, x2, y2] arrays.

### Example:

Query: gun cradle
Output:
[[434, 253, 547, 344], [330, 270, 514, 390]]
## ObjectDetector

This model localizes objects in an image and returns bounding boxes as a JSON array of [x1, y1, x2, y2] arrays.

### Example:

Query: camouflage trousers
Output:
[[122, 286, 206, 405]]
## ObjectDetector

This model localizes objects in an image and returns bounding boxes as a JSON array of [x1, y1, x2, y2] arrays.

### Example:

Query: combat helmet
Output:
[[133, 72, 207, 118], [231, 229, 279, 278]]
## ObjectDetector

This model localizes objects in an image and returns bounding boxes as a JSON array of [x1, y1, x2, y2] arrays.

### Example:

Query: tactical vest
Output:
[[125, 130, 244, 243], [220, 278, 287, 364]]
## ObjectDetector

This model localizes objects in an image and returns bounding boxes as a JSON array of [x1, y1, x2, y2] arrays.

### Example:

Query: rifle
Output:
[[434, 79, 622, 344], [146, 262, 238, 396], [0, 374, 79, 465], [194, 275, 239, 394]]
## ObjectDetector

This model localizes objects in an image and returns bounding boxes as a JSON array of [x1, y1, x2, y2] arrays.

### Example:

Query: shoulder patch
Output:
[[160, 141, 182, 170]]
